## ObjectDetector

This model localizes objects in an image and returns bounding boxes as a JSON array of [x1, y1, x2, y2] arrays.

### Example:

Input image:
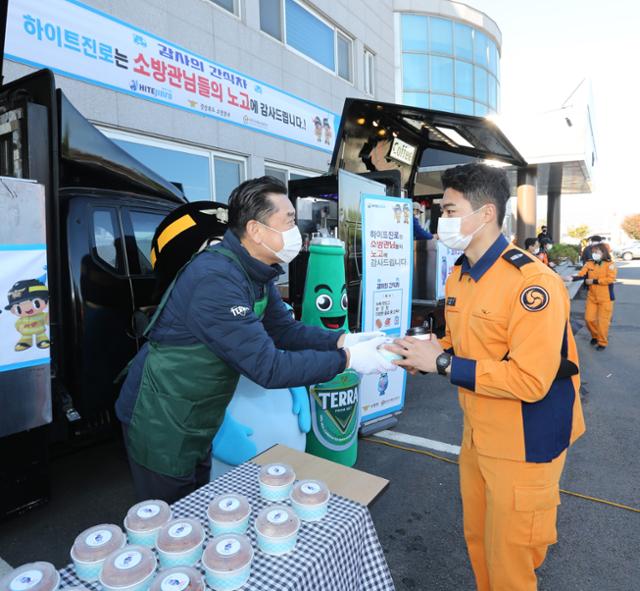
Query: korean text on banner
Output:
[[359, 194, 413, 424], [5, 0, 339, 153]]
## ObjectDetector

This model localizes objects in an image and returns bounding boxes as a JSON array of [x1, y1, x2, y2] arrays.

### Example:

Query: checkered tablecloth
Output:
[[58, 462, 395, 591]]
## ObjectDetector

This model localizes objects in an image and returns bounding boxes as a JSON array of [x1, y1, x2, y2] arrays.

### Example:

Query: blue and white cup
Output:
[[202, 535, 253, 591], [70, 525, 126, 582], [207, 494, 251, 536], [258, 464, 295, 502], [149, 567, 204, 591], [2, 562, 60, 591], [124, 501, 172, 548], [99, 546, 157, 591], [289, 480, 330, 522], [254, 506, 300, 556], [156, 520, 205, 569]]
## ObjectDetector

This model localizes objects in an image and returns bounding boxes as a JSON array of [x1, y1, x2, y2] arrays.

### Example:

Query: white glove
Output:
[[347, 336, 398, 375], [342, 331, 385, 348]]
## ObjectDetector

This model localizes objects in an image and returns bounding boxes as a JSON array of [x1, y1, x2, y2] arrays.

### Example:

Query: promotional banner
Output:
[[435, 241, 464, 300], [360, 194, 413, 424], [5, 0, 339, 153]]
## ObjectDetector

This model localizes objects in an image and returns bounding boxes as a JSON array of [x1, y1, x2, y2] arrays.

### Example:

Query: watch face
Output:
[[437, 354, 451, 371]]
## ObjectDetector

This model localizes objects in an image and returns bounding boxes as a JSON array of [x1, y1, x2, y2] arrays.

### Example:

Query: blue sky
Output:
[[469, 0, 639, 217]]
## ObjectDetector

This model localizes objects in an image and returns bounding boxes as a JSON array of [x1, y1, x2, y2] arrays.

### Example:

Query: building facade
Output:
[[4, 0, 502, 204]]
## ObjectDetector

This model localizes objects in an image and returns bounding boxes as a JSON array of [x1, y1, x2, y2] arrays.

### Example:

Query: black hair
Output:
[[524, 237, 538, 250], [228, 176, 288, 237], [592, 243, 612, 261], [440, 163, 510, 226], [590, 235, 603, 242]]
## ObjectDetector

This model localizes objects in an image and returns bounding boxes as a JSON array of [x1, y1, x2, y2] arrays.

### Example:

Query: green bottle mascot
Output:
[[301, 236, 361, 466]]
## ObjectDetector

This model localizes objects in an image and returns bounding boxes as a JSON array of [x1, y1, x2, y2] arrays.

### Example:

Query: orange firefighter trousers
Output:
[[585, 297, 614, 347], [459, 440, 567, 591]]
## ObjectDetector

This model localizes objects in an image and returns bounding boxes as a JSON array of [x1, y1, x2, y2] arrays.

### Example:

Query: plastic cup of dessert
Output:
[[148, 566, 204, 591], [207, 494, 251, 536], [70, 524, 127, 581], [201, 534, 253, 591], [0, 562, 60, 591], [289, 479, 331, 522], [124, 500, 172, 548], [258, 463, 295, 502], [254, 505, 300, 556], [99, 545, 157, 591], [156, 519, 205, 569]]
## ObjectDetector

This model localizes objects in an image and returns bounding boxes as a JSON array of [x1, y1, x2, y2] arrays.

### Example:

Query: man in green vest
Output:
[[116, 176, 394, 502]]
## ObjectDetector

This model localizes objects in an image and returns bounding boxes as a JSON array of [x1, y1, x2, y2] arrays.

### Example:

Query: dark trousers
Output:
[[121, 424, 211, 504]]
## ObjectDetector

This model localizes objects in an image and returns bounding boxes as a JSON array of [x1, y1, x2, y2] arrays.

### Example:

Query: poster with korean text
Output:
[[359, 194, 413, 424]]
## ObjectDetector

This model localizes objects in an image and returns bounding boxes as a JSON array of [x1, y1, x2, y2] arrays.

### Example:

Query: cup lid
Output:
[[258, 463, 295, 487], [71, 524, 126, 563], [254, 505, 299, 538], [406, 326, 429, 336], [290, 479, 330, 506], [202, 535, 253, 573], [0, 563, 59, 591], [207, 493, 251, 523], [124, 500, 172, 532], [156, 519, 204, 554], [99, 545, 156, 588], [149, 567, 204, 591]]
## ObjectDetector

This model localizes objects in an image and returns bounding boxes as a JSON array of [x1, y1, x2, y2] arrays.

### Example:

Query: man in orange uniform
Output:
[[385, 163, 585, 591], [566, 243, 617, 350]]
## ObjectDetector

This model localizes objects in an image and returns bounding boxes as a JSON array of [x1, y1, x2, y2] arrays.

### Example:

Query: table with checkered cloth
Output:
[[58, 462, 395, 591]]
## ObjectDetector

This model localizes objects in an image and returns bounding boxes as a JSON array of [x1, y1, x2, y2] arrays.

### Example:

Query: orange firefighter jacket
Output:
[[573, 260, 617, 302], [439, 234, 585, 463]]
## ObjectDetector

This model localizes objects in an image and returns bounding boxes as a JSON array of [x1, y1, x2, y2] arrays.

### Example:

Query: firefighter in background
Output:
[[5, 279, 50, 351], [566, 243, 617, 350], [384, 163, 585, 591]]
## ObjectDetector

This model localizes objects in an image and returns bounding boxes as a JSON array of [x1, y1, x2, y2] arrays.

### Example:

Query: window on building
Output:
[[214, 157, 243, 203], [285, 0, 335, 70], [260, 0, 282, 40], [113, 139, 211, 201], [265, 164, 316, 185], [488, 41, 498, 75], [474, 31, 489, 67], [403, 92, 429, 108], [488, 75, 498, 111], [402, 14, 428, 52], [430, 56, 453, 94], [364, 49, 375, 95], [454, 97, 475, 115], [210, 0, 237, 14], [106, 131, 246, 203], [92, 209, 121, 271], [454, 23, 473, 61], [430, 17, 453, 55], [402, 53, 428, 90], [337, 32, 352, 81], [475, 103, 488, 117], [129, 210, 166, 275], [265, 166, 288, 185], [454, 60, 473, 97], [474, 66, 488, 103], [431, 94, 454, 112]]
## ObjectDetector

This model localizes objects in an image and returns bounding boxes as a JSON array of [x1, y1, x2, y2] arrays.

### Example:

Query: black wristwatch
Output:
[[436, 353, 452, 376]]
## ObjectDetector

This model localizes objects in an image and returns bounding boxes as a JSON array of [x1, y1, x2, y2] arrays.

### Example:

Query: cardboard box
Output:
[[254, 444, 388, 506]]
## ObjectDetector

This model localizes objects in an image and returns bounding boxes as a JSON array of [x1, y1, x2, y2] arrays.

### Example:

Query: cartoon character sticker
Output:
[[402, 203, 410, 224], [377, 372, 389, 397], [313, 116, 323, 143], [5, 279, 50, 351], [393, 204, 402, 223], [322, 117, 333, 145]]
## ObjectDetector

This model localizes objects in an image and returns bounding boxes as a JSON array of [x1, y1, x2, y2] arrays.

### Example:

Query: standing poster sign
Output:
[[435, 241, 464, 300], [359, 194, 413, 424]]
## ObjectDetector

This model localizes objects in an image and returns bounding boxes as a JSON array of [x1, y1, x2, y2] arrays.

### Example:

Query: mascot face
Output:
[[312, 281, 348, 330], [301, 240, 349, 332]]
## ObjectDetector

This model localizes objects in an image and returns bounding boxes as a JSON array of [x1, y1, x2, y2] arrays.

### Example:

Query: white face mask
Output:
[[258, 222, 302, 264], [437, 207, 486, 251], [592, 252, 602, 262]]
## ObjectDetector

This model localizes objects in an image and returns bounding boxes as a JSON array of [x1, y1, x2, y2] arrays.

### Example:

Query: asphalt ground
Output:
[[1, 261, 639, 590]]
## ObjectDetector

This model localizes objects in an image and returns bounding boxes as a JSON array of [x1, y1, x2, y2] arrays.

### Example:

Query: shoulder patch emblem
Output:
[[520, 286, 549, 312]]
